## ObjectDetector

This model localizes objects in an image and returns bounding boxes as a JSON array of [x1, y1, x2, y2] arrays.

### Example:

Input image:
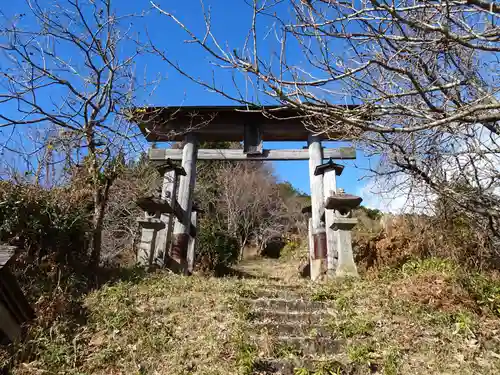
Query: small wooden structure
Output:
[[131, 105, 361, 279], [0, 245, 34, 344]]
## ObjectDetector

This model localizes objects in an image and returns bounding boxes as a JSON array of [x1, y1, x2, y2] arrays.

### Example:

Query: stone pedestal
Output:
[[314, 159, 345, 278], [331, 217, 358, 277], [137, 217, 165, 266], [325, 193, 362, 278]]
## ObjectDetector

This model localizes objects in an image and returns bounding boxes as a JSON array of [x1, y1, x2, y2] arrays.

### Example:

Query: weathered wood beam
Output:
[[149, 147, 356, 161], [133, 104, 365, 142]]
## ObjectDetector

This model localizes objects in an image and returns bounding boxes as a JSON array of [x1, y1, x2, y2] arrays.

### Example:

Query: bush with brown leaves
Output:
[[355, 212, 497, 273]]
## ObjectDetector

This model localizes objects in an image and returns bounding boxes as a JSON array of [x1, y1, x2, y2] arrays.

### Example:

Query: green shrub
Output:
[[196, 219, 239, 272], [460, 273, 500, 317], [0, 181, 95, 333], [0, 181, 92, 265], [358, 206, 383, 221], [400, 258, 459, 277], [279, 239, 302, 260]]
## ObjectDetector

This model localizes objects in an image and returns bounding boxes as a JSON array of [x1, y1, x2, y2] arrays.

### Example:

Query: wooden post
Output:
[[323, 170, 338, 276], [171, 134, 198, 274], [187, 211, 197, 274], [157, 170, 179, 264], [308, 134, 326, 281]]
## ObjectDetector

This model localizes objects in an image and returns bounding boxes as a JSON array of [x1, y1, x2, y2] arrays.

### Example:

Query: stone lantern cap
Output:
[[314, 158, 344, 176], [325, 194, 363, 211], [136, 217, 166, 229], [151, 158, 187, 176], [136, 196, 172, 214]]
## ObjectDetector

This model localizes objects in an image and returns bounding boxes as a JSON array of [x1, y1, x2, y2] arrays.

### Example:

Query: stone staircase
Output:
[[242, 284, 348, 375]]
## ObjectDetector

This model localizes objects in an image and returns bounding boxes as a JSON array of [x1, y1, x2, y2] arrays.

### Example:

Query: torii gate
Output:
[[131, 105, 362, 280]]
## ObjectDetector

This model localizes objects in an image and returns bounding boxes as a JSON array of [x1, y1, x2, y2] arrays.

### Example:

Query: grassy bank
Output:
[[2, 256, 500, 374]]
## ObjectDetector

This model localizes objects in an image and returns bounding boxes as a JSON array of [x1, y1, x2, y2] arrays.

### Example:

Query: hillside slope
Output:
[[4, 256, 500, 374]]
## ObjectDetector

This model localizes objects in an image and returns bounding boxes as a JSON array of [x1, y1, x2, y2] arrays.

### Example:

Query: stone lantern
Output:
[[325, 193, 363, 277]]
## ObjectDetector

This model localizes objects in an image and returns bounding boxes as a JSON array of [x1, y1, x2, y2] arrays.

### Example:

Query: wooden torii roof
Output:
[[131, 105, 359, 142]]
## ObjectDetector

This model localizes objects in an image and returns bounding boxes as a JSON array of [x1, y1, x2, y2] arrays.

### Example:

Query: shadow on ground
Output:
[[213, 264, 283, 281]]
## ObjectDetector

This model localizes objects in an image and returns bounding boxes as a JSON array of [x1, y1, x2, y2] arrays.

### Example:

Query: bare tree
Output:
[[101, 157, 158, 263], [198, 161, 290, 258], [150, 0, 500, 232], [0, 0, 153, 265]]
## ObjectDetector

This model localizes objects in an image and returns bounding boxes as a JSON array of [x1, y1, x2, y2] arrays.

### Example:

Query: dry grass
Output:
[[3, 252, 500, 375], [4, 272, 258, 375], [310, 259, 500, 375]]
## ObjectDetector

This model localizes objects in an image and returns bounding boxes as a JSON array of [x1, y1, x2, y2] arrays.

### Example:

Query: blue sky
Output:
[[0, 0, 379, 202]]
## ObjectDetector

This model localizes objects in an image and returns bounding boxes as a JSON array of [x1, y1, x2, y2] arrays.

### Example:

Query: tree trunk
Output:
[[90, 179, 112, 267], [90, 195, 105, 267], [90, 221, 103, 267], [238, 234, 249, 261]]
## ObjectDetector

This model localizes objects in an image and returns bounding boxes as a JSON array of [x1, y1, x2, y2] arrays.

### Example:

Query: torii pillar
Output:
[[170, 133, 198, 274], [308, 134, 327, 281], [187, 204, 204, 274], [157, 160, 186, 265]]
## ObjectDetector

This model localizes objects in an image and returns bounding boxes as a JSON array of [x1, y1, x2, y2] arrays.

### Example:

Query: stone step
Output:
[[248, 298, 327, 312], [251, 310, 331, 325], [248, 285, 312, 297], [251, 289, 302, 300], [252, 358, 353, 375], [264, 284, 310, 291], [238, 287, 303, 299], [264, 336, 343, 356], [253, 322, 333, 337], [277, 336, 342, 356]]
